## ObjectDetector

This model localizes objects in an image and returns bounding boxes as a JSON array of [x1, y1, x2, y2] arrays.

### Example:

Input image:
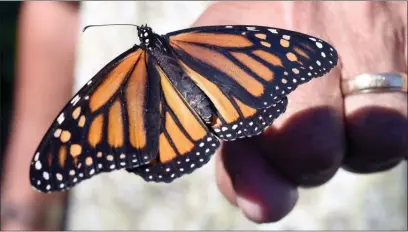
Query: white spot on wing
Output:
[[71, 95, 81, 106], [56, 173, 63, 181], [34, 152, 40, 161], [316, 42, 323, 48], [268, 29, 278, 34], [43, 172, 49, 180], [57, 113, 65, 124]]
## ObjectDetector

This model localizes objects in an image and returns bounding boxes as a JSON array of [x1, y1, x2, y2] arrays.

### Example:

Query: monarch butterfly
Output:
[[30, 24, 338, 193]]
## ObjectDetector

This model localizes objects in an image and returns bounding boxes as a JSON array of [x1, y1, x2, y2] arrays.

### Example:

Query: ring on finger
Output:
[[341, 72, 407, 96]]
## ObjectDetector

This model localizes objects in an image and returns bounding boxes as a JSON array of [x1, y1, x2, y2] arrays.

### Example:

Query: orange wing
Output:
[[166, 25, 337, 140], [30, 47, 161, 192], [127, 64, 220, 183]]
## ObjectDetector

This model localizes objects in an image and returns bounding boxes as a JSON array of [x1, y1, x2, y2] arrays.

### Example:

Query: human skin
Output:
[[1, 2, 79, 230], [194, 1, 407, 223], [1, 1, 406, 229]]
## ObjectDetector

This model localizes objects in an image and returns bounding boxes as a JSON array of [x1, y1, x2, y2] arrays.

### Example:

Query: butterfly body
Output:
[[139, 25, 215, 123], [30, 24, 338, 193]]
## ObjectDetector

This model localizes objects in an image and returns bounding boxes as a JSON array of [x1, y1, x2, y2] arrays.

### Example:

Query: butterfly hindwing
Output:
[[127, 63, 220, 183], [166, 25, 337, 140], [213, 97, 288, 140], [30, 47, 161, 192]]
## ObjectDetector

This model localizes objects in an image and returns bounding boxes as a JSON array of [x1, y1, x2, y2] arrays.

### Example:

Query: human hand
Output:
[[193, 1, 407, 223]]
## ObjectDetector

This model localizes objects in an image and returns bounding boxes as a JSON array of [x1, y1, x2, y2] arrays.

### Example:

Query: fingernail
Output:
[[236, 195, 264, 223]]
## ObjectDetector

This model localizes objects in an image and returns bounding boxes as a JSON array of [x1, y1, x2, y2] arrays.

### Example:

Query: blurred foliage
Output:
[[0, 2, 21, 177]]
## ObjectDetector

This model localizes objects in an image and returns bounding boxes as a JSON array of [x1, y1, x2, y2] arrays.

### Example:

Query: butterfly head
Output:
[[137, 24, 154, 49]]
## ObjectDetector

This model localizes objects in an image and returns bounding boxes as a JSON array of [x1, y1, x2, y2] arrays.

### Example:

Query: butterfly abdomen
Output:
[[179, 73, 214, 123]]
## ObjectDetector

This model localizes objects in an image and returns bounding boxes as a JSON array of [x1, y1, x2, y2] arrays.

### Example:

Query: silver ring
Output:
[[342, 72, 407, 96]]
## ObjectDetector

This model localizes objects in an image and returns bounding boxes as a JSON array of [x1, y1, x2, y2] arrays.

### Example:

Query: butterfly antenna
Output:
[[82, 24, 139, 32]]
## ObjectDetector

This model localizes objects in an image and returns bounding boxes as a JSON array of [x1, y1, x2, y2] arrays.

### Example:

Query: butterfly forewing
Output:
[[167, 25, 338, 140], [30, 47, 161, 192]]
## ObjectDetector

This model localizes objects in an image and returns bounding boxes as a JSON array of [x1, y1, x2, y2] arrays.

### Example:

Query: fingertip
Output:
[[236, 196, 264, 223], [215, 148, 238, 206], [236, 187, 298, 223], [343, 105, 408, 173], [257, 107, 344, 187], [221, 139, 299, 223]]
